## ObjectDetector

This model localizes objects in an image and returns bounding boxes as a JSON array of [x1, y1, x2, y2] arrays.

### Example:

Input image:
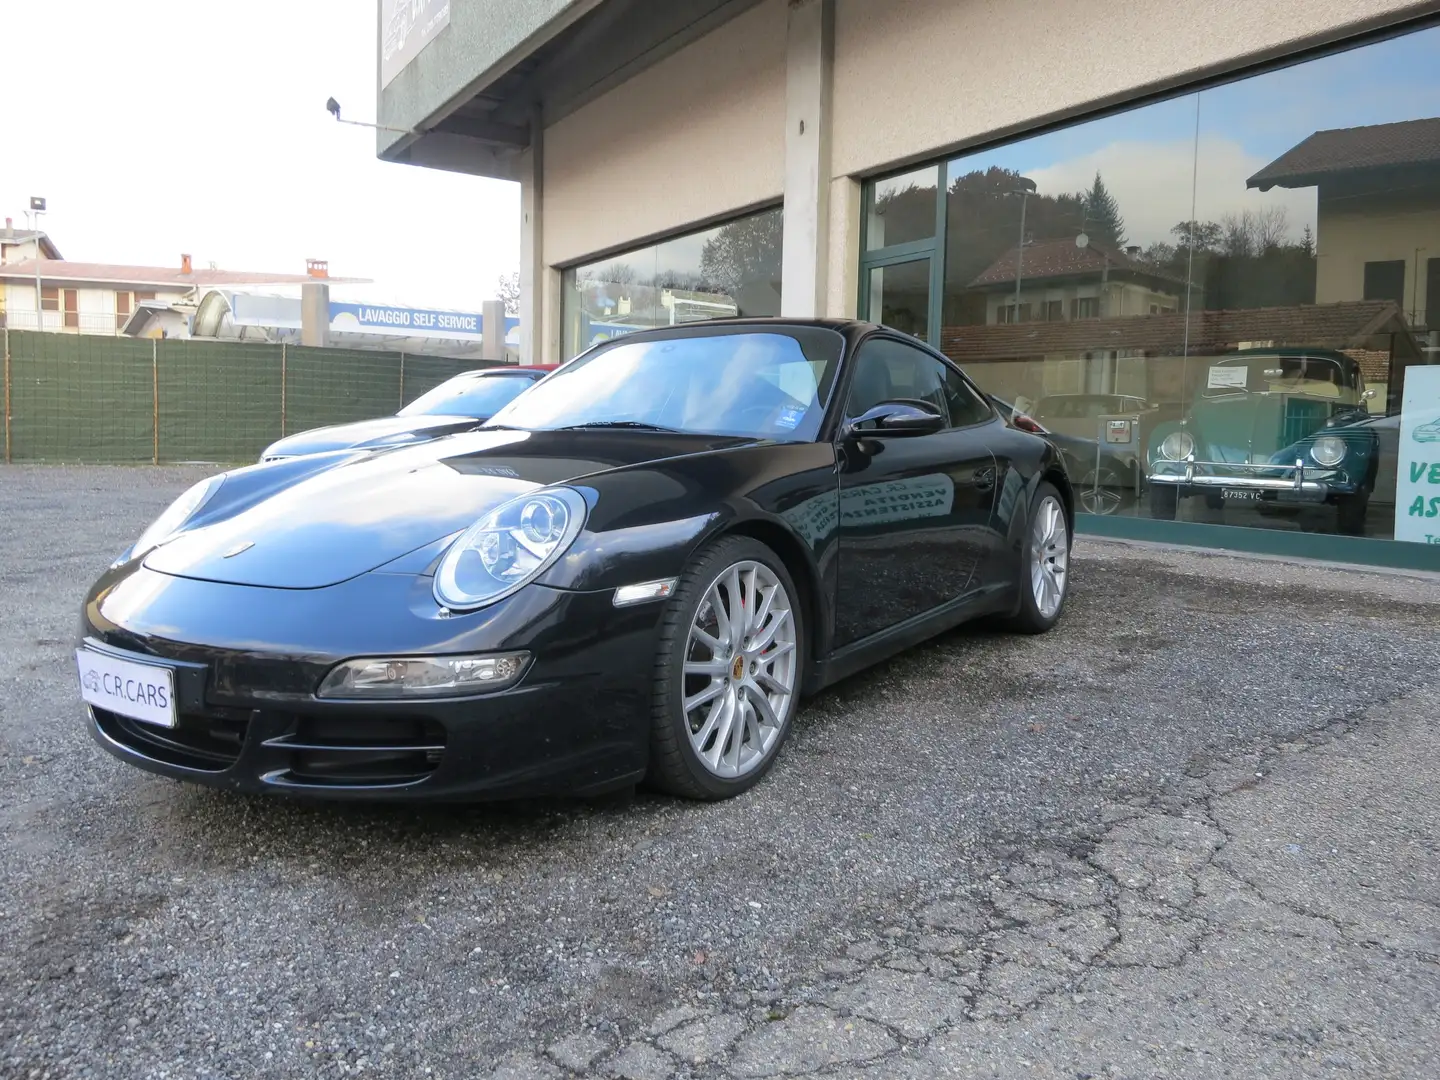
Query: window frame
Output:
[[559, 202, 784, 362]]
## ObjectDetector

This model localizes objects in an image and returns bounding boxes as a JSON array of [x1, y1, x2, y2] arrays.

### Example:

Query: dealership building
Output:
[[376, 0, 1440, 570]]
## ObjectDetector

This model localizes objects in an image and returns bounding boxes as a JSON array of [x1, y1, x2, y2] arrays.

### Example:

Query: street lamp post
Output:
[[1010, 177, 1037, 321], [27, 196, 46, 332]]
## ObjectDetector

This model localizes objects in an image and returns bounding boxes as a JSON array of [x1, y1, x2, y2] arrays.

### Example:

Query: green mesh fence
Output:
[[157, 339, 283, 463], [1, 330, 503, 465]]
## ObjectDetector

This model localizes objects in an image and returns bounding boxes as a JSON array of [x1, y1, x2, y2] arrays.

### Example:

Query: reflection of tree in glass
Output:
[[1138, 211, 1315, 310], [699, 212, 783, 298], [1080, 172, 1127, 248], [943, 167, 1088, 299]]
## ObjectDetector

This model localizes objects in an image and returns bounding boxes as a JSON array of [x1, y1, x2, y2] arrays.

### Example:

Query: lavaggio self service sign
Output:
[[1395, 365, 1440, 545]]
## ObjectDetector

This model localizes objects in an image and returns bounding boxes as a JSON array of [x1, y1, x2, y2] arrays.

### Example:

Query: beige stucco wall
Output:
[[1316, 202, 1440, 326], [541, 0, 787, 268], [830, 0, 1437, 180]]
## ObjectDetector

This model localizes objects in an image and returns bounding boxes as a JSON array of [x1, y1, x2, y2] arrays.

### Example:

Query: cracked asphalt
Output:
[[2, 465, 1438, 1079]]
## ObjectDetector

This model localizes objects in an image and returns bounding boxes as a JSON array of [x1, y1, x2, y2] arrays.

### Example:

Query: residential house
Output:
[[1249, 117, 1440, 332]]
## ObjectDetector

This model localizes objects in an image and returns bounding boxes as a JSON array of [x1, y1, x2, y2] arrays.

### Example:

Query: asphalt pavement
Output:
[[1, 465, 1437, 1079]]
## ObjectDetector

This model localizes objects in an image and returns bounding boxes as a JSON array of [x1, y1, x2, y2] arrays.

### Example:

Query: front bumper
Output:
[[1148, 455, 1360, 499], [81, 567, 661, 801]]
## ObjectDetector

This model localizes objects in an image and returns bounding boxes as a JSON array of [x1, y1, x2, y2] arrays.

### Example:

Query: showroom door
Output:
[[863, 255, 938, 345]]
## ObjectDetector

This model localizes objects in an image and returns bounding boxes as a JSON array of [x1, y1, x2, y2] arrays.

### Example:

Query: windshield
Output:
[[1203, 355, 1350, 398], [484, 329, 845, 442], [398, 372, 539, 418]]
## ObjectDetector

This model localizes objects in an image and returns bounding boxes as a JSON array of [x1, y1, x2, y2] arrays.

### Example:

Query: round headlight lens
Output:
[[433, 487, 588, 611], [1159, 431, 1195, 461], [1310, 435, 1346, 467], [134, 474, 224, 554]]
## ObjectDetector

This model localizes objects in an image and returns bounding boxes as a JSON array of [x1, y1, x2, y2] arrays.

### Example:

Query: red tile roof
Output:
[[940, 300, 1411, 363], [0, 259, 367, 288], [968, 237, 1184, 288], [1247, 118, 1440, 190]]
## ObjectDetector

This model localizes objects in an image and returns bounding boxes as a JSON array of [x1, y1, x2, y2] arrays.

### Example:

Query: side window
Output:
[[941, 364, 995, 427], [845, 338, 993, 428]]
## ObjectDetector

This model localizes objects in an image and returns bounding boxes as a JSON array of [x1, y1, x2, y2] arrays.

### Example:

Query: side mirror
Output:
[[843, 399, 946, 438], [1362, 388, 1377, 400]]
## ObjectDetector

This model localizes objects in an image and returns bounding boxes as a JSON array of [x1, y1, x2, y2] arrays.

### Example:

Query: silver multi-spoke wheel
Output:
[[681, 560, 797, 779], [1078, 467, 1125, 515], [1030, 494, 1069, 619]]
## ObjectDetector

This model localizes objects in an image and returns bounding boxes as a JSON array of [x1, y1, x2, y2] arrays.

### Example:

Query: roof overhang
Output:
[[376, 0, 764, 181]]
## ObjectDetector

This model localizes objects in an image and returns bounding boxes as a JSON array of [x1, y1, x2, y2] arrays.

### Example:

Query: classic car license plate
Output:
[[76, 647, 177, 728], [1221, 488, 1264, 501]]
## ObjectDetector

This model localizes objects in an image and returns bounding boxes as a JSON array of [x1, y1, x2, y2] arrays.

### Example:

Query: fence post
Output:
[[152, 338, 159, 466], [399, 352, 406, 408], [280, 343, 287, 437], [3, 327, 10, 465]]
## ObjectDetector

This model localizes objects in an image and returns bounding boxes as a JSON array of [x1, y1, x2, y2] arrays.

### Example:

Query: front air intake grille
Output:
[[263, 715, 446, 787], [95, 706, 250, 772]]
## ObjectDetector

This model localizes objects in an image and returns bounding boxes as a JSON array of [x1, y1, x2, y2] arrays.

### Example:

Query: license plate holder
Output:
[[76, 647, 178, 728]]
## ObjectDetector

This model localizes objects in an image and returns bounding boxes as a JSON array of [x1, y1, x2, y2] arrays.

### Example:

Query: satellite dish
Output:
[[1075, 233, 1090, 249]]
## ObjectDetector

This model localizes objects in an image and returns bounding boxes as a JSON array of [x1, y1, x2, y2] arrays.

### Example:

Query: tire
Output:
[[646, 536, 805, 800], [1149, 483, 1178, 520], [1336, 492, 1369, 537], [1004, 481, 1070, 635]]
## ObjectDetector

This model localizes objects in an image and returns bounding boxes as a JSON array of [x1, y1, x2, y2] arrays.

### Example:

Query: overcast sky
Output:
[[0, 0, 520, 310]]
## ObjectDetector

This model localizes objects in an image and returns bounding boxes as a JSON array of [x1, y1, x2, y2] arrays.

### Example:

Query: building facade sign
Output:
[[1396, 366, 1440, 545], [380, 0, 451, 88], [329, 302, 512, 342]]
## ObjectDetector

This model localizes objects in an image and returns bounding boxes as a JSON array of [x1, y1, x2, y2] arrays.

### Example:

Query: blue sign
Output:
[[329, 302, 511, 342]]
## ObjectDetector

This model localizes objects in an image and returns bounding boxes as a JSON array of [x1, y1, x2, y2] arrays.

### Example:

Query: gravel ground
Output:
[[1, 464, 1437, 1079]]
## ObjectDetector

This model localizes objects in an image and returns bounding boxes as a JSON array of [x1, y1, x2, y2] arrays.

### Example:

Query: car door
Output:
[[832, 335, 999, 649]]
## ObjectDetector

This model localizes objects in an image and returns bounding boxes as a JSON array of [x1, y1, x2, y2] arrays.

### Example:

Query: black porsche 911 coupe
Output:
[[77, 319, 1073, 802]]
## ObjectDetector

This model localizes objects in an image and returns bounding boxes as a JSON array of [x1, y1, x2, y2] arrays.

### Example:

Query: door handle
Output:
[[973, 466, 996, 491]]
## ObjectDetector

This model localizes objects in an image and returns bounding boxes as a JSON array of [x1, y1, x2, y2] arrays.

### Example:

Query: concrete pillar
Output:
[[518, 109, 544, 366], [300, 282, 330, 347], [481, 299, 506, 362], [780, 0, 834, 319]]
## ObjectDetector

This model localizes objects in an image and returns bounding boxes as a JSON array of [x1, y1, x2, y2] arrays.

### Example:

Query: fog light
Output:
[[1310, 435, 1346, 467], [317, 652, 530, 698]]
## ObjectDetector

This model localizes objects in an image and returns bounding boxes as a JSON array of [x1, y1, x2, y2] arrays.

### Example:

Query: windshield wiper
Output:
[[554, 420, 683, 433]]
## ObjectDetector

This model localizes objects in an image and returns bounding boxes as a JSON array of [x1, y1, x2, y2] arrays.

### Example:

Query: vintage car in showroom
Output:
[[258, 365, 556, 462], [1145, 349, 1380, 534], [76, 319, 1073, 803]]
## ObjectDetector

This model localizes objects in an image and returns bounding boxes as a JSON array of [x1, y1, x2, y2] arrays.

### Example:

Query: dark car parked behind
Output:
[[259, 365, 557, 462]]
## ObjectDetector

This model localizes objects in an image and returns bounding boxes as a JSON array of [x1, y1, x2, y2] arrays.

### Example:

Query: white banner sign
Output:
[[1394, 365, 1440, 545], [381, 0, 451, 88]]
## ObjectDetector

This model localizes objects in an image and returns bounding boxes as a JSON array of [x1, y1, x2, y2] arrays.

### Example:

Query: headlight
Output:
[[317, 652, 531, 698], [134, 475, 224, 553], [433, 487, 587, 611], [1310, 436, 1346, 467], [1159, 431, 1195, 461]]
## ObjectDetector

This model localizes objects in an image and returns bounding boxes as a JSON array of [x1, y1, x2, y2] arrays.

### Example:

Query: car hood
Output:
[[1190, 393, 1358, 464], [144, 427, 757, 588], [261, 414, 482, 459]]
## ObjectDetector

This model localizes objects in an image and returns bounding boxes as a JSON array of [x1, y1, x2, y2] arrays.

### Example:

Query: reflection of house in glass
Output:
[[942, 299, 1421, 413], [1248, 117, 1440, 332], [967, 238, 1183, 325]]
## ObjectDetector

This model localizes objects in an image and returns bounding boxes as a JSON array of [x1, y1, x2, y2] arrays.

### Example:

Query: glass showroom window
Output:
[[864, 22, 1440, 547], [561, 207, 783, 360]]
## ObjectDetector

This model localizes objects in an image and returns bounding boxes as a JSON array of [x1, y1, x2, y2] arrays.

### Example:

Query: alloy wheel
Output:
[[1030, 495, 1069, 619], [681, 560, 797, 779]]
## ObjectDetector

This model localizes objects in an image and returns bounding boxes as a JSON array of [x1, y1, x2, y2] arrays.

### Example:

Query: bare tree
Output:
[[496, 272, 520, 315]]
